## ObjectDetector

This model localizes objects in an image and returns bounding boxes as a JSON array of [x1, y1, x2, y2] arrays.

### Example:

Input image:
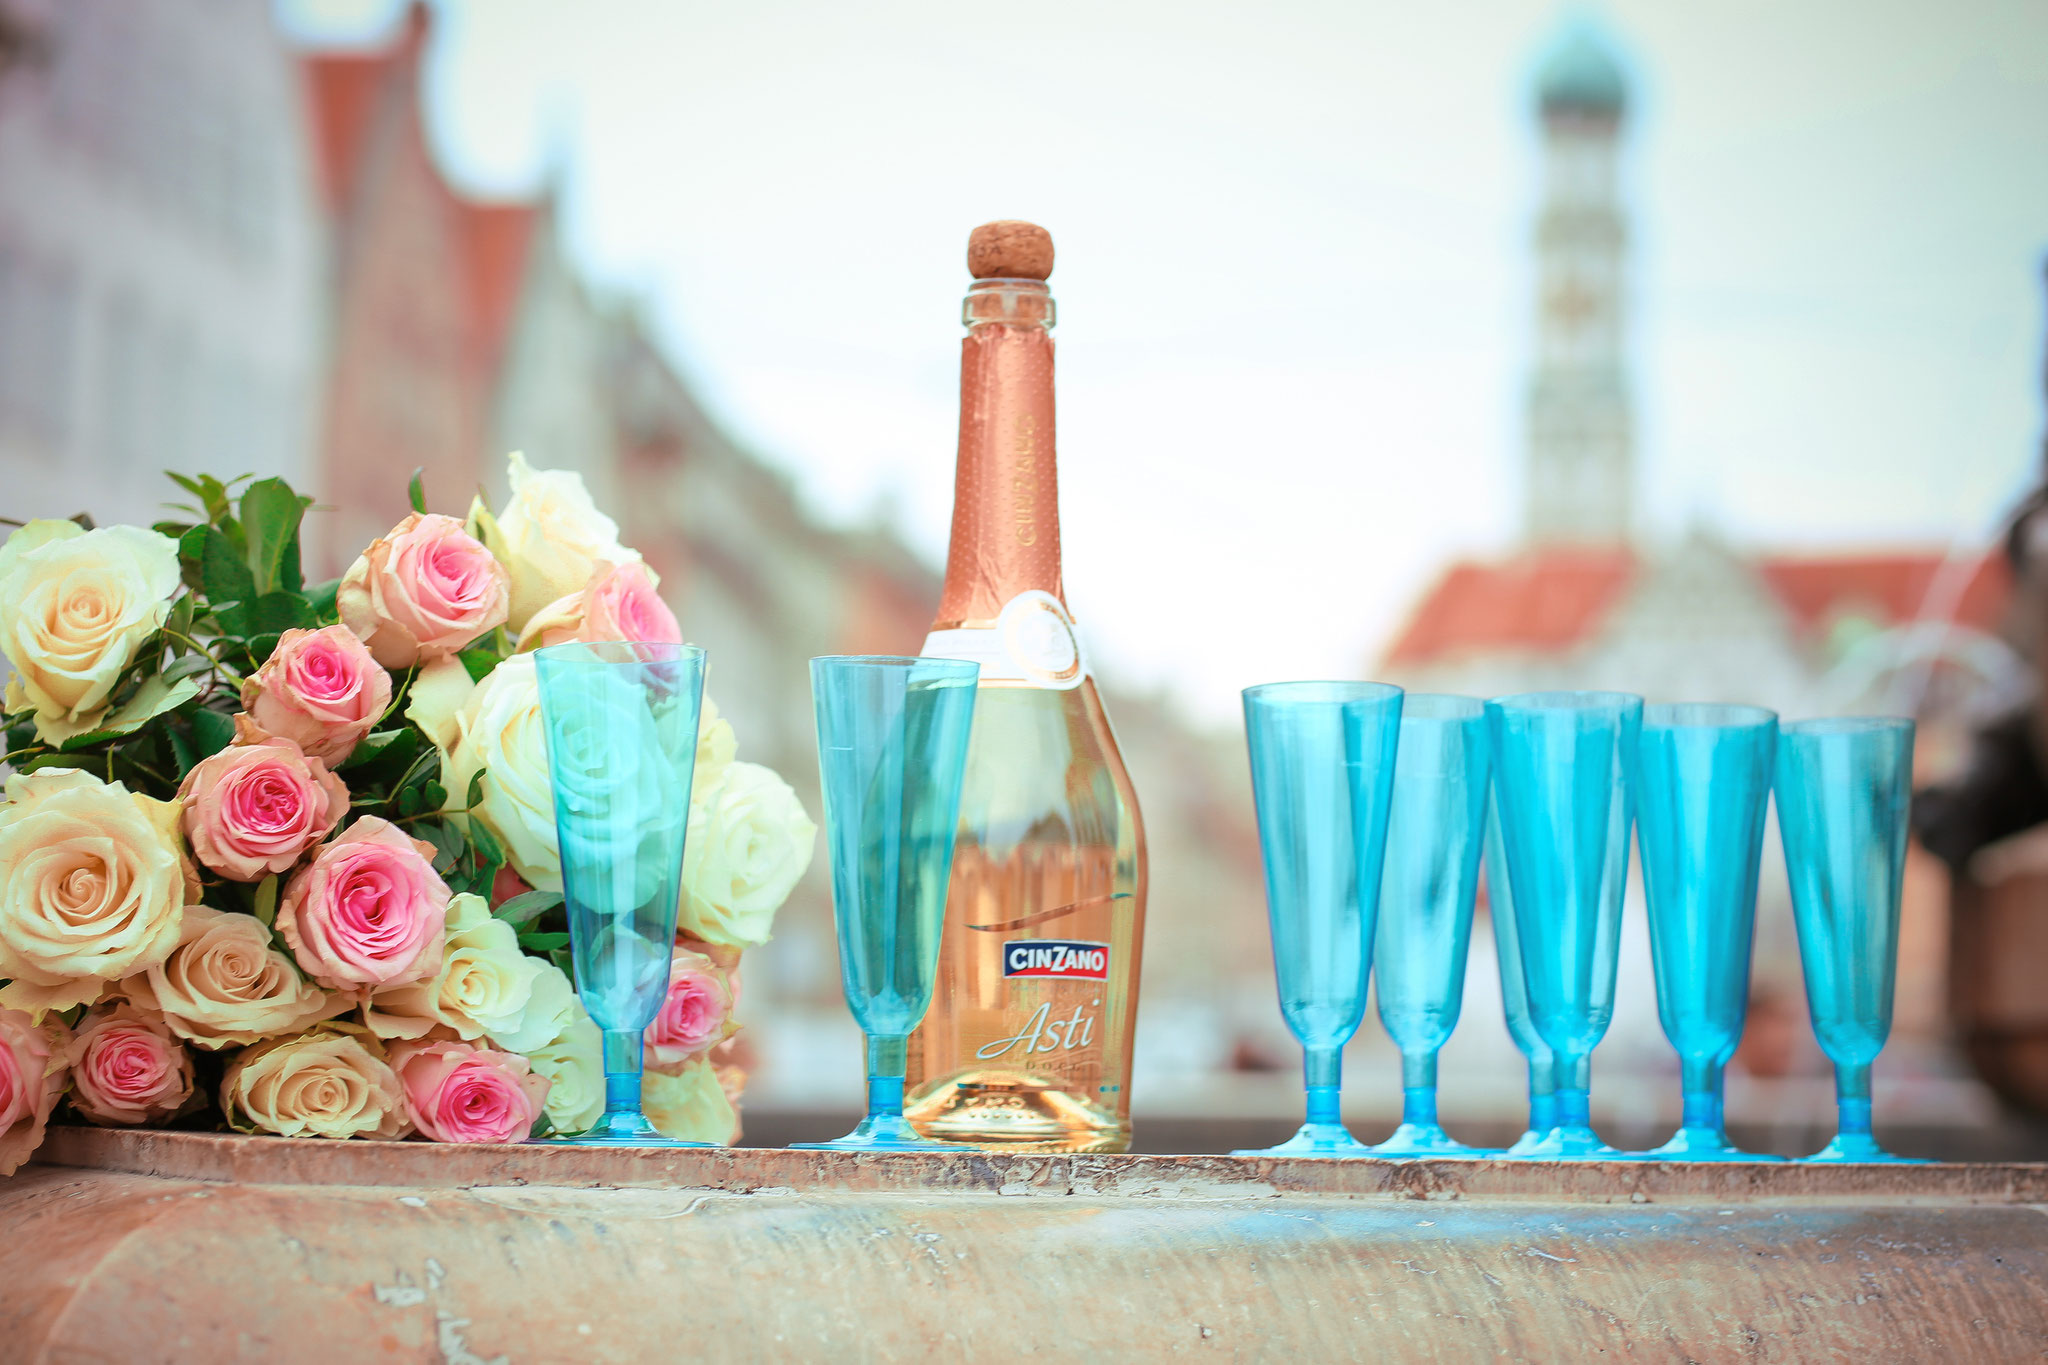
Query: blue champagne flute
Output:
[[535, 640, 707, 1145], [1370, 695, 1498, 1158], [1635, 703, 1785, 1161], [1775, 716, 1927, 1164], [1484, 800, 1558, 1156], [794, 655, 979, 1152], [1487, 690, 1642, 1159], [1232, 681, 1403, 1157]]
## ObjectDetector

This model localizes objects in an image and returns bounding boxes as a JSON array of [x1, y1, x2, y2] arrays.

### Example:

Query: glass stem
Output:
[[602, 1029, 643, 1116], [867, 1034, 909, 1120], [1304, 1046, 1342, 1127], [1401, 1051, 1438, 1128], [1680, 1057, 1724, 1134], [1554, 1086, 1592, 1131], [1835, 1061, 1873, 1137], [1527, 1056, 1557, 1133]]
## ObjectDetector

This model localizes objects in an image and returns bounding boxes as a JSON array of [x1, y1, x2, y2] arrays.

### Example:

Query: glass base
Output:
[[1505, 1128, 1549, 1157], [1516, 1123, 1641, 1161], [1803, 1131, 1930, 1164], [789, 1113, 961, 1152], [1645, 1126, 1786, 1162], [1368, 1122, 1501, 1159], [1232, 1121, 1375, 1158], [539, 1109, 713, 1147]]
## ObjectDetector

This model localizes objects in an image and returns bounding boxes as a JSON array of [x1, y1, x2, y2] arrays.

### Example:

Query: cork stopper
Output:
[[967, 221, 1054, 281]]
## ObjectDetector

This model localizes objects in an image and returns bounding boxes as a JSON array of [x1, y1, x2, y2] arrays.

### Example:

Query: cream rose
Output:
[[695, 694, 736, 798], [0, 769, 191, 1015], [368, 893, 575, 1052], [220, 1028, 409, 1140], [0, 520, 180, 742], [471, 451, 640, 633], [408, 653, 561, 891], [65, 1004, 195, 1126], [0, 1009, 66, 1175], [122, 905, 342, 1048], [677, 762, 817, 949], [524, 1006, 604, 1136], [642, 1059, 738, 1145]]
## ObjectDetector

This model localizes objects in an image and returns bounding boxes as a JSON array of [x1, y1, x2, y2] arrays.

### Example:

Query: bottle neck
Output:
[[935, 279, 1063, 629]]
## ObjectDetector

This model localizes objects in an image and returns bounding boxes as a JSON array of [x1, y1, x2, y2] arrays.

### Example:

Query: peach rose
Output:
[[642, 1059, 738, 1145], [0, 1009, 67, 1174], [470, 451, 640, 633], [0, 769, 191, 1015], [177, 723, 348, 882], [0, 520, 180, 743], [388, 1038, 548, 1144], [122, 905, 341, 1048], [644, 945, 737, 1070], [338, 513, 510, 670], [240, 625, 392, 764], [65, 1004, 194, 1126], [220, 1027, 409, 1140], [277, 817, 449, 992], [515, 561, 681, 653]]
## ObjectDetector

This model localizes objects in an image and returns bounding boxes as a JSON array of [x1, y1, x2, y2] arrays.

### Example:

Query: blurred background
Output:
[[3, 0, 2047, 1155]]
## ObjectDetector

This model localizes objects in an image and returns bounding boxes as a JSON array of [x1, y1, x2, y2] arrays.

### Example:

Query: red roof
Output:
[[1383, 547, 1636, 666], [302, 51, 390, 210], [456, 201, 538, 374], [1384, 545, 2011, 668]]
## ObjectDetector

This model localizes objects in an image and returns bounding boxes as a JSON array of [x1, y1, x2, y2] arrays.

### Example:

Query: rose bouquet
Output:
[[0, 454, 814, 1169]]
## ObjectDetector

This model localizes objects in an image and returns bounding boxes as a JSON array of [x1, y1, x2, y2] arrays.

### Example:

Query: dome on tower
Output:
[[1536, 17, 1628, 114]]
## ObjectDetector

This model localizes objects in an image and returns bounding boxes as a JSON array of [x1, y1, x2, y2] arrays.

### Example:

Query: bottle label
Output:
[[1001, 939, 1111, 980], [922, 589, 1088, 689]]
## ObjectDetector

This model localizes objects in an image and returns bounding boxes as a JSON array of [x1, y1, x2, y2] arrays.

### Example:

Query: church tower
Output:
[[1524, 20, 1633, 547]]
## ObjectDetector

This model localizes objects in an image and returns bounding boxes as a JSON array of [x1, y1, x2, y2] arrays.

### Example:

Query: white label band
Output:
[[923, 590, 1089, 690]]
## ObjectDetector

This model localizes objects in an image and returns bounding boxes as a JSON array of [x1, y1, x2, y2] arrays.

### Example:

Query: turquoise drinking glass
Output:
[[1231, 681, 1404, 1158], [1775, 716, 1927, 1164], [1370, 695, 1498, 1158], [793, 655, 979, 1152], [1487, 690, 1642, 1159], [1484, 799, 1559, 1156], [1635, 704, 1784, 1162], [535, 640, 707, 1145]]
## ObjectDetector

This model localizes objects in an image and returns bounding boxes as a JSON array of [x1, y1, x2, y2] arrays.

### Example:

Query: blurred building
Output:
[[1375, 17, 2020, 1133], [0, 0, 325, 532]]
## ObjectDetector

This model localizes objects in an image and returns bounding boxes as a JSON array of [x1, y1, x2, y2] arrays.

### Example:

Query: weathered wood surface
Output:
[[3, 1127, 2044, 1362]]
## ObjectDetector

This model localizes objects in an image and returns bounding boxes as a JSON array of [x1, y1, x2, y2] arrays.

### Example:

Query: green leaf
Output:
[[181, 524, 255, 607], [458, 648, 500, 684], [464, 765, 488, 813], [55, 675, 201, 750], [215, 591, 314, 641], [156, 654, 215, 687], [239, 477, 308, 596], [421, 779, 447, 811], [305, 577, 340, 623], [187, 706, 236, 762], [162, 592, 197, 647], [252, 875, 279, 928], [547, 947, 572, 977], [408, 469, 427, 515], [397, 786, 421, 818], [517, 931, 571, 953], [339, 728, 418, 771], [494, 890, 563, 926]]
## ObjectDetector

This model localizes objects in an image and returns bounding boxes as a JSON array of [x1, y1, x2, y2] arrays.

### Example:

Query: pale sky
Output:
[[285, 0, 2048, 722]]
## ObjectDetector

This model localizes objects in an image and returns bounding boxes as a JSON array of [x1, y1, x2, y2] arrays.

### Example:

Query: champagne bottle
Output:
[[906, 221, 1148, 1153]]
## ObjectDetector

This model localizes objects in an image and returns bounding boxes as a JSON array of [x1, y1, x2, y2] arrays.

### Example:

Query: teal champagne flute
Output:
[[795, 656, 979, 1151], [1232, 681, 1403, 1158], [1635, 704, 1784, 1161], [1775, 716, 1927, 1164], [1488, 690, 1642, 1160], [1485, 800, 1559, 1156], [1370, 695, 1498, 1158], [535, 640, 706, 1145]]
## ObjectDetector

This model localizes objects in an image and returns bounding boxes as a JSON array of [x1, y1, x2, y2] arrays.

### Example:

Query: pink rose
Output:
[[240, 625, 392, 764], [645, 945, 737, 1069], [277, 817, 449, 992], [339, 513, 510, 669], [389, 1037, 549, 1143], [177, 722, 349, 882], [65, 1004, 193, 1126], [0, 1008, 65, 1174], [516, 561, 681, 653]]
